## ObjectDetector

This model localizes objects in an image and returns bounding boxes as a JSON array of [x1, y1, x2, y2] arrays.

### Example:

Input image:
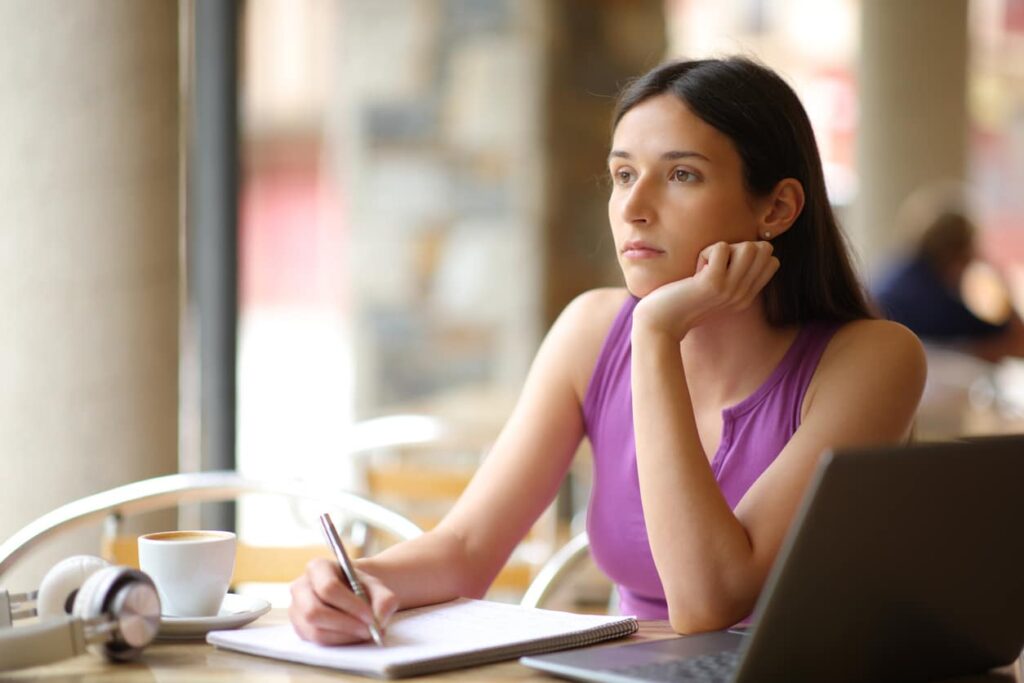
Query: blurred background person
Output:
[[874, 184, 1024, 364]]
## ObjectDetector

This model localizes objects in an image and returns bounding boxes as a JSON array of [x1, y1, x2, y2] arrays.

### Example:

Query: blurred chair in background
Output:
[[347, 411, 562, 603], [519, 531, 617, 615]]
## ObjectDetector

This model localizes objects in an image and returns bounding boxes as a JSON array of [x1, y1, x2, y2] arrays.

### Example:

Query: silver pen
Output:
[[319, 512, 385, 646]]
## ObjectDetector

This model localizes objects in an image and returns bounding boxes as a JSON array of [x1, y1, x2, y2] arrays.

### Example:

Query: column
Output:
[[0, 1, 180, 588], [541, 0, 667, 325], [854, 0, 969, 273]]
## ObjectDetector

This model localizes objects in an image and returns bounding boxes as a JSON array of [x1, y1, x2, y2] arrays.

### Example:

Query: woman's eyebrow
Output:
[[607, 150, 711, 162]]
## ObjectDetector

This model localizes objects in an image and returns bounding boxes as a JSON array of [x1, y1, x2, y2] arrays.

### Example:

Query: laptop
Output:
[[521, 438, 1024, 682]]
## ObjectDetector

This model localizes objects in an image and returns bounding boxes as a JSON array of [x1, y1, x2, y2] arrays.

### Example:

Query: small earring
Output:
[[763, 231, 772, 240]]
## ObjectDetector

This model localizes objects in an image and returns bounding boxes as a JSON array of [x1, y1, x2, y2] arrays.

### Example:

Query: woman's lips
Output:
[[621, 241, 665, 260]]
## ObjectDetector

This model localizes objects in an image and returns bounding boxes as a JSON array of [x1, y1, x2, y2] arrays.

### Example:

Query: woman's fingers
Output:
[[307, 558, 379, 624], [291, 581, 372, 643], [731, 241, 776, 303], [289, 558, 397, 645], [699, 240, 777, 310], [748, 256, 781, 302], [363, 572, 400, 627], [699, 241, 731, 278], [289, 573, 372, 644], [723, 242, 760, 292]]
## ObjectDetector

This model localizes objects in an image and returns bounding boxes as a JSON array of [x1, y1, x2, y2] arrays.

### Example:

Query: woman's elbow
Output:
[[668, 612, 729, 636], [666, 597, 751, 635]]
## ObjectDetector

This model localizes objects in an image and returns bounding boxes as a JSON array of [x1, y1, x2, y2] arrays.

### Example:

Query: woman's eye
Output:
[[612, 169, 634, 185], [673, 168, 698, 182]]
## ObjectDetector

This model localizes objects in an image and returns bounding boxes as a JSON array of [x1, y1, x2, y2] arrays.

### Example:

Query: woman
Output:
[[289, 57, 926, 641]]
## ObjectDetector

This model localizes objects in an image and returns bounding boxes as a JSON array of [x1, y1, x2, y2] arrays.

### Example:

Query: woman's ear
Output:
[[758, 178, 804, 239]]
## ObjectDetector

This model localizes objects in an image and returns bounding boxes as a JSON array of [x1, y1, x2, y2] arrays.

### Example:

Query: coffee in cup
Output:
[[137, 530, 236, 617]]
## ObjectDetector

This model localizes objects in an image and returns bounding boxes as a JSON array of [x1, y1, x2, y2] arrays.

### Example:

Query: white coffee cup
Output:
[[137, 530, 236, 617]]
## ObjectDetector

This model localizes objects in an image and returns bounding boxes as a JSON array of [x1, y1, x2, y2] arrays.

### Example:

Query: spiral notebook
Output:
[[207, 597, 637, 679]]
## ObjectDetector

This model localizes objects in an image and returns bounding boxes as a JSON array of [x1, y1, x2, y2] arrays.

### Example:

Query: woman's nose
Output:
[[621, 181, 654, 224]]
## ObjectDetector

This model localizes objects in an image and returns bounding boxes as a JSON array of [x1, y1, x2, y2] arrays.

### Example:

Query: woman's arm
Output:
[[362, 289, 627, 602], [290, 288, 627, 643], [633, 311, 925, 634]]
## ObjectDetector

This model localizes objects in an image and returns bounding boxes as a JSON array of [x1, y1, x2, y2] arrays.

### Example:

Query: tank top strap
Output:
[[778, 320, 843, 412], [722, 321, 842, 420]]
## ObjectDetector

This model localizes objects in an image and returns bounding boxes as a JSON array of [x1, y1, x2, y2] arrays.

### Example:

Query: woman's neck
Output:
[[680, 305, 799, 410]]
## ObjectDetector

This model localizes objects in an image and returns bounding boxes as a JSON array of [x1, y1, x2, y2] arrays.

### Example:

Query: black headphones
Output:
[[0, 555, 161, 671]]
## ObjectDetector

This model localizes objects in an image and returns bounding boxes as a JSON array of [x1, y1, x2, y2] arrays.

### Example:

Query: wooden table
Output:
[[2, 609, 1020, 682]]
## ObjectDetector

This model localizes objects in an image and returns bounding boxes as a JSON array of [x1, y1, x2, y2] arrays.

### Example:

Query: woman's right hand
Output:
[[633, 240, 779, 341], [289, 558, 399, 645]]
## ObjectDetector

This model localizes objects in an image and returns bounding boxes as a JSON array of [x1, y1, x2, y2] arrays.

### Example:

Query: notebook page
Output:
[[207, 597, 636, 676]]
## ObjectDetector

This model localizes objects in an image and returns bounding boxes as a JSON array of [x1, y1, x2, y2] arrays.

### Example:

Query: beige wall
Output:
[[0, 1, 180, 589]]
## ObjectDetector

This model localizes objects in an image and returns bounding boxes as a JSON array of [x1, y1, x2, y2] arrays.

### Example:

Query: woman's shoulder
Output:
[[557, 287, 635, 348], [825, 318, 925, 360], [798, 318, 926, 434], [786, 317, 927, 443], [562, 287, 634, 323], [813, 318, 927, 400], [549, 287, 634, 400]]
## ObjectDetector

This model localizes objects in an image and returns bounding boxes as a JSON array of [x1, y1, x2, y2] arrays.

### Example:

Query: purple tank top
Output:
[[583, 295, 840, 619]]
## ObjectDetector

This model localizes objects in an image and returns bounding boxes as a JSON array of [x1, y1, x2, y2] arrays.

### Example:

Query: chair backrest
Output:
[[351, 412, 569, 601], [0, 471, 423, 585], [520, 532, 591, 609], [1, 471, 616, 611], [351, 414, 494, 529], [520, 532, 621, 614]]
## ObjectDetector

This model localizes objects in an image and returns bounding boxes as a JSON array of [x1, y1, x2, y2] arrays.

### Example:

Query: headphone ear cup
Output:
[[35, 555, 110, 618], [71, 566, 161, 661]]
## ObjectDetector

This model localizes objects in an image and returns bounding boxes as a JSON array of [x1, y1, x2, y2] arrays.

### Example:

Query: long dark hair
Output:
[[612, 57, 873, 325]]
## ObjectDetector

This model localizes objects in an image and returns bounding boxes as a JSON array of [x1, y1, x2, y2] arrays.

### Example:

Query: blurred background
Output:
[[2, 0, 1023, 604]]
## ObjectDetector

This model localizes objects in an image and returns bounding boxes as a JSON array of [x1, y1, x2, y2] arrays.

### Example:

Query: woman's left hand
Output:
[[633, 240, 779, 340]]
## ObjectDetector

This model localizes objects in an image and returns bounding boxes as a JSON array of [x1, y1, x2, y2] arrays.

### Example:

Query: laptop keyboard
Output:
[[611, 650, 740, 682]]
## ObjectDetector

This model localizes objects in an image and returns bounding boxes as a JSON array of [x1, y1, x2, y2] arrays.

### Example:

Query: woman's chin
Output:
[[625, 282, 656, 299], [623, 273, 687, 299]]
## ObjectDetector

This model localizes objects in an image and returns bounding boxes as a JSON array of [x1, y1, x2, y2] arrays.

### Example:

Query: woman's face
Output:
[[608, 93, 766, 297]]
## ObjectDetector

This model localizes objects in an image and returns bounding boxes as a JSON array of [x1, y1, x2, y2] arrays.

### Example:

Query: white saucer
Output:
[[157, 594, 272, 640]]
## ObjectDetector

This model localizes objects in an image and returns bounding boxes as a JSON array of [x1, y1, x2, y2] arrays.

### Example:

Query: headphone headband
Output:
[[0, 616, 88, 672], [0, 589, 38, 627]]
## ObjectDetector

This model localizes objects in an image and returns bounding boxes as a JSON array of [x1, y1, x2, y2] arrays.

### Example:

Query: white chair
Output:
[[347, 413, 561, 600], [0, 471, 423, 586], [520, 531, 591, 608], [520, 531, 619, 614], [1, 472, 617, 618]]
